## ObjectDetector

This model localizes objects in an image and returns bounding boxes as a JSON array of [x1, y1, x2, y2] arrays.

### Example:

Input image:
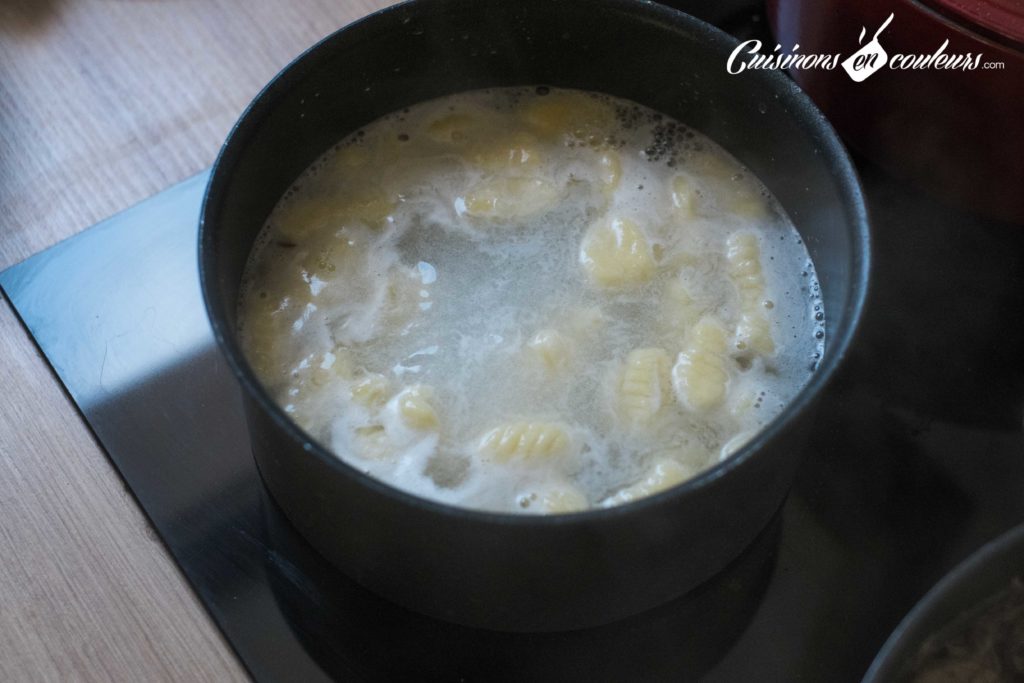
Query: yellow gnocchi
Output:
[[395, 385, 440, 431], [459, 176, 561, 219], [310, 348, 354, 387], [727, 232, 764, 294], [726, 232, 775, 356], [672, 317, 730, 412], [723, 188, 769, 220], [352, 424, 391, 461], [297, 245, 348, 285], [602, 458, 693, 507], [539, 485, 589, 513], [274, 197, 345, 241], [470, 131, 543, 172], [687, 151, 736, 183], [721, 430, 756, 460], [240, 297, 307, 377], [382, 267, 426, 329], [479, 422, 572, 462], [350, 373, 390, 408], [689, 152, 769, 219], [618, 348, 672, 428], [337, 187, 397, 230], [276, 188, 395, 240], [519, 90, 615, 142], [660, 278, 701, 341], [527, 329, 572, 372], [671, 174, 699, 217], [579, 217, 656, 288]]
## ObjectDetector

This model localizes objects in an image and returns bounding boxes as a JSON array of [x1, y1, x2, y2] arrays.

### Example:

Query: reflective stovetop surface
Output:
[[3, 7, 1023, 683]]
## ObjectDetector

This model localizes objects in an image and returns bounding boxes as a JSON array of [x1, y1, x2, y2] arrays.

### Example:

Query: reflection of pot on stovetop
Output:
[[260, 488, 781, 682]]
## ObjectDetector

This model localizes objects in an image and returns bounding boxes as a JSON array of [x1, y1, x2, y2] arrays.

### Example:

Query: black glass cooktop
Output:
[[3, 5, 1023, 682]]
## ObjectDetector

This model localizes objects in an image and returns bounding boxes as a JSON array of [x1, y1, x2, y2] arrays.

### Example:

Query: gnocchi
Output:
[[602, 458, 695, 507], [478, 422, 573, 463], [539, 485, 589, 514], [660, 278, 701, 341], [670, 174, 699, 218], [352, 425, 391, 461], [351, 373, 390, 408], [395, 385, 440, 431], [459, 176, 561, 220], [579, 217, 656, 288], [519, 90, 616, 142], [726, 232, 775, 356], [618, 348, 672, 428], [527, 329, 572, 373], [470, 131, 543, 172], [672, 317, 731, 412]]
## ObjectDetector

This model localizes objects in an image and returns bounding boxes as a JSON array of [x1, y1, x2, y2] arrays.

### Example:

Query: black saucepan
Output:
[[200, 0, 870, 631]]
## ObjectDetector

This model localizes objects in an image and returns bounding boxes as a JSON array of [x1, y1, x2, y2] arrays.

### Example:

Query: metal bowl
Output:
[[863, 523, 1024, 681]]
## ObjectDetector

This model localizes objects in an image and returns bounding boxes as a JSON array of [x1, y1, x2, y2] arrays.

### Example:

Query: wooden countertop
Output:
[[0, 1, 388, 679]]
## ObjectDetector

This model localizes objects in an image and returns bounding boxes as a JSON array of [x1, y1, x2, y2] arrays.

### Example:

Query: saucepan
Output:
[[200, 0, 870, 631]]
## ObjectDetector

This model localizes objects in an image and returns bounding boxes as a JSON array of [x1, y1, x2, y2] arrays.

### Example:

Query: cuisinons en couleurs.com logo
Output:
[[726, 13, 1005, 81]]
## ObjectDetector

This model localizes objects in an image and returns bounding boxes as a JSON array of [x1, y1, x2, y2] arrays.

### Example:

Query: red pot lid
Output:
[[920, 0, 1024, 49]]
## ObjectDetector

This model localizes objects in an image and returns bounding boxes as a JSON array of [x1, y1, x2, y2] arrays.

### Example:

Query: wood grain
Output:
[[0, 0, 388, 679]]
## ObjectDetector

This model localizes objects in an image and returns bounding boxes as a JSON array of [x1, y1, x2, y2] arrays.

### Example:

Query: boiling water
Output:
[[238, 87, 824, 513]]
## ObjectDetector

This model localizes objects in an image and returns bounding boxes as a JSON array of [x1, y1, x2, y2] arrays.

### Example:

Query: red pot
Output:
[[768, 0, 1024, 222]]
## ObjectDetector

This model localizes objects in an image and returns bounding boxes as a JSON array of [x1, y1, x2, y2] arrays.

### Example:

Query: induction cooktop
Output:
[[3, 6, 1023, 682]]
